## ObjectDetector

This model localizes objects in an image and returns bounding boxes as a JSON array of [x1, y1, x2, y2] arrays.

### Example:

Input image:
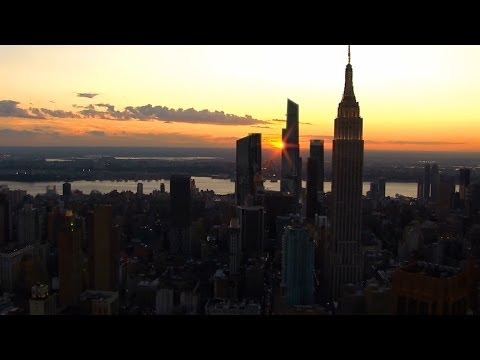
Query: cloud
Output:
[[0, 100, 43, 119], [164, 121, 172, 124], [271, 119, 285, 123], [95, 103, 116, 112], [86, 130, 105, 136], [1, 99, 270, 126], [300, 122, 313, 125], [30, 108, 81, 118], [251, 125, 271, 129], [77, 92, 99, 98], [75, 103, 268, 125], [0, 128, 37, 137]]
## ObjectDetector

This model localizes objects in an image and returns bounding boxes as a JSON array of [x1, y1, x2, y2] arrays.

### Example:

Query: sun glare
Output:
[[270, 140, 284, 150]]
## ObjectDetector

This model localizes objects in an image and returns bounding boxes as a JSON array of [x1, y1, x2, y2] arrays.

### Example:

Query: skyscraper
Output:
[[423, 163, 431, 199], [228, 218, 241, 276], [417, 179, 424, 200], [236, 133, 262, 206], [0, 194, 12, 245], [378, 177, 386, 198], [170, 174, 192, 255], [63, 182, 72, 198], [306, 157, 319, 222], [18, 204, 40, 245], [437, 174, 455, 220], [137, 182, 144, 196], [281, 100, 301, 201], [310, 140, 324, 193], [327, 46, 364, 299], [282, 223, 314, 306], [430, 163, 440, 203], [459, 168, 471, 201], [93, 205, 119, 291], [58, 213, 83, 307], [238, 205, 264, 255]]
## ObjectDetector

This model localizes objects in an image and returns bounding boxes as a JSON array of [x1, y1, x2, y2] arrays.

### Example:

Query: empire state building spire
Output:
[[341, 45, 356, 103], [338, 45, 360, 121]]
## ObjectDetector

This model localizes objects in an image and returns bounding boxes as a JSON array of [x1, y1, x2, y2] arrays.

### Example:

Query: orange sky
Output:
[[0, 45, 479, 152]]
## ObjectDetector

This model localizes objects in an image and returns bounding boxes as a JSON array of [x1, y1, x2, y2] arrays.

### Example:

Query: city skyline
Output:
[[1, 45, 480, 151]]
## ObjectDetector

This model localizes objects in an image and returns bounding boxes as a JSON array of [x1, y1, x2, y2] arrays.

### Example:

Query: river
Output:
[[0, 178, 423, 198]]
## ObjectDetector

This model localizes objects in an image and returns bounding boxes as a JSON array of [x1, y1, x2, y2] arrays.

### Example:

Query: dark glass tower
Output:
[[236, 134, 262, 206], [282, 223, 314, 306], [306, 157, 319, 222], [430, 163, 440, 202], [238, 205, 264, 254], [281, 100, 301, 201], [378, 177, 386, 198], [0, 194, 11, 245], [459, 168, 471, 201], [310, 140, 324, 193], [170, 174, 192, 254], [327, 46, 364, 299], [423, 163, 431, 199]]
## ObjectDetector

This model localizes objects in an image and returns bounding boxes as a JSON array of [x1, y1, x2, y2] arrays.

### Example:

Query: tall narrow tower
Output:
[[281, 99, 301, 202], [328, 46, 364, 299], [236, 133, 262, 206]]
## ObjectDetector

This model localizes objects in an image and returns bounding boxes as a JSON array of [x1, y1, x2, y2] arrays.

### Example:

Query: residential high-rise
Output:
[[0, 245, 35, 292], [437, 174, 455, 220], [459, 168, 471, 201], [368, 182, 379, 199], [58, 213, 83, 307], [423, 163, 431, 199], [18, 204, 40, 245], [236, 133, 262, 206], [228, 218, 241, 276], [92, 205, 119, 291], [281, 100, 301, 201], [306, 157, 319, 222], [282, 223, 314, 306], [0, 194, 12, 245], [327, 46, 364, 299], [378, 177, 386, 198], [430, 163, 440, 203], [310, 140, 324, 193], [137, 182, 143, 196], [170, 174, 192, 255], [417, 179, 424, 200], [258, 191, 295, 244], [238, 205, 264, 254], [62, 182, 72, 198]]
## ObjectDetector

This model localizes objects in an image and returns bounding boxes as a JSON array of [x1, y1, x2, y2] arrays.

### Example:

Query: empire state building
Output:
[[327, 46, 364, 299]]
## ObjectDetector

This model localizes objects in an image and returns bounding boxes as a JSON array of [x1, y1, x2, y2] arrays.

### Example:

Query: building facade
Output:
[[281, 100, 301, 201], [327, 46, 364, 299], [282, 224, 314, 306], [310, 139, 325, 193], [170, 174, 192, 255], [236, 133, 262, 206]]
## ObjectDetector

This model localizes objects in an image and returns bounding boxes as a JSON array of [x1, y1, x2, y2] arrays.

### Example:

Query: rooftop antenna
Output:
[[348, 45, 351, 64]]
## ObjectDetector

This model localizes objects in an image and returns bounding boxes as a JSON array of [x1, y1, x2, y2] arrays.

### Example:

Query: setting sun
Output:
[[270, 139, 284, 150]]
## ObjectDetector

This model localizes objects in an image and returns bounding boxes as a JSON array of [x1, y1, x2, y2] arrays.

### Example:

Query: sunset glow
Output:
[[1, 45, 480, 152]]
